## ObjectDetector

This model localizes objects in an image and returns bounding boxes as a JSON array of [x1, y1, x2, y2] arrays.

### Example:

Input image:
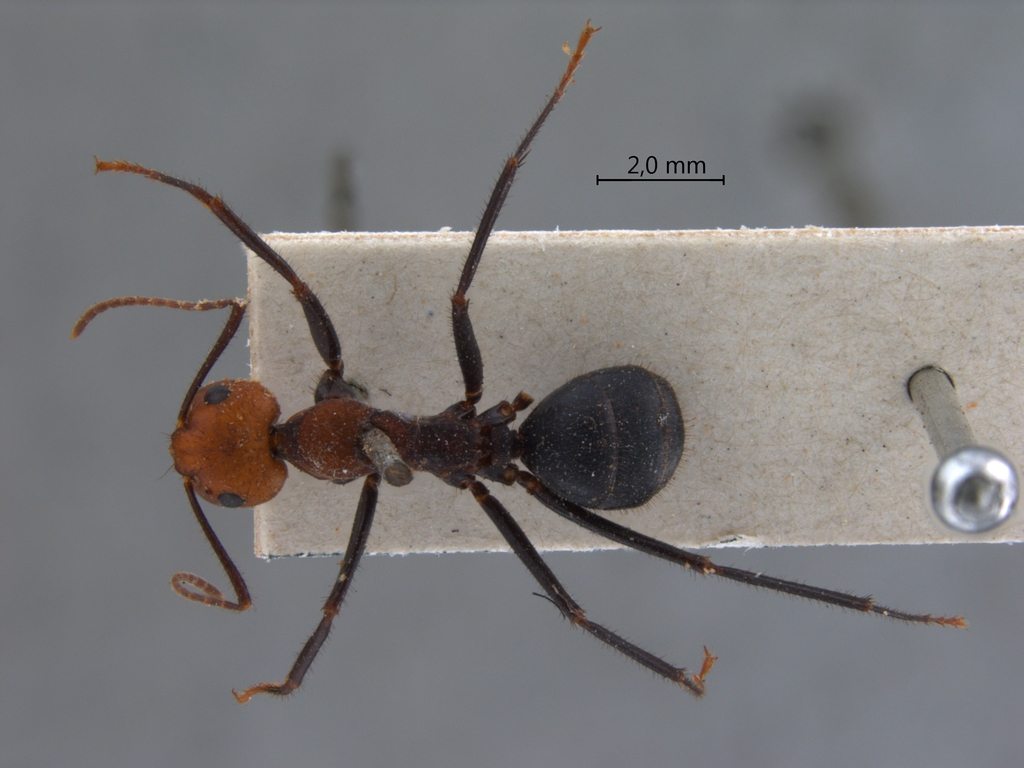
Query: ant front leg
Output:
[[233, 474, 380, 703], [450, 22, 599, 410]]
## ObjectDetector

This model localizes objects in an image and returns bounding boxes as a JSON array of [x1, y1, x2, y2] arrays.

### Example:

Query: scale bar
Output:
[[596, 175, 725, 186]]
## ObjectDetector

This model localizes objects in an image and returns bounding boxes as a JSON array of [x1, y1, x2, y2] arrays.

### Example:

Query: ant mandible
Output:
[[73, 22, 964, 702]]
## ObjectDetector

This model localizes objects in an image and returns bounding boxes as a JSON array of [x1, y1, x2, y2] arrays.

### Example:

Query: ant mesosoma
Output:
[[74, 22, 964, 701]]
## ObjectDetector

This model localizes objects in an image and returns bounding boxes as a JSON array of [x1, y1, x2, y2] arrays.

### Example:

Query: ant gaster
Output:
[[73, 23, 964, 702]]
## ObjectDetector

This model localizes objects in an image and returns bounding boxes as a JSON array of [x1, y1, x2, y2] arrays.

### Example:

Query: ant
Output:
[[73, 22, 964, 702]]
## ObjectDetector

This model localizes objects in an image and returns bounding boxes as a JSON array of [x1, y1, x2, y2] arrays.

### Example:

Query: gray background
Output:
[[4, 3, 1023, 767]]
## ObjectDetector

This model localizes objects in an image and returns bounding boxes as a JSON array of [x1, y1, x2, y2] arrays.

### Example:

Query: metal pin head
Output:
[[931, 445, 1019, 533]]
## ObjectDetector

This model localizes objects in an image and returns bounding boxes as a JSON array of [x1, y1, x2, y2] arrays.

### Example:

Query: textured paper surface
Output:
[[247, 228, 1024, 557]]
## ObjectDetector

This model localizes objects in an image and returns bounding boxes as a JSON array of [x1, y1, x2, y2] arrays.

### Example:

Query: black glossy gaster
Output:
[[520, 366, 683, 509]]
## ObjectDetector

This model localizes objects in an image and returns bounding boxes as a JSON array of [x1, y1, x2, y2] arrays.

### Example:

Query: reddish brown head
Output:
[[171, 379, 287, 508]]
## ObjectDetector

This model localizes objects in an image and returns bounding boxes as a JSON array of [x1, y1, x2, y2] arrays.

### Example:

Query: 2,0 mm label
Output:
[[628, 156, 705, 177], [595, 157, 723, 185]]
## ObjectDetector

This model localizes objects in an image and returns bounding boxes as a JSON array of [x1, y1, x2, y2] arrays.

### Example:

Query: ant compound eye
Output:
[[204, 384, 231, 405], [217, 492, 245, 508]]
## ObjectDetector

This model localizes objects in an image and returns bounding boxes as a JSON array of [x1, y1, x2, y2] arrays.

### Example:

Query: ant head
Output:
[[171, 379, 287, 508]]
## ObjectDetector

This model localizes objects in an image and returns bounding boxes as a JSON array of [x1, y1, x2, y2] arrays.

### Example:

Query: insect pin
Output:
[[73, 21, 964, 702]]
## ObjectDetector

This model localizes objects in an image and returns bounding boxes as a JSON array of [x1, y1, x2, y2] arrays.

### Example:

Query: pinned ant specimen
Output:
[[74, 22, 964, 702]]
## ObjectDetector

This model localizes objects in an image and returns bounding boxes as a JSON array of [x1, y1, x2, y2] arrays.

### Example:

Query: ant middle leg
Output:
[[450, 22, 599, 409], [465, 478, 714, 697]]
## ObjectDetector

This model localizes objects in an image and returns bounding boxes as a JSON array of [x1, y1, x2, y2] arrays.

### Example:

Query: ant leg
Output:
[[93, 158, 344, 384], [450, 22, 599, 408], [233, 474, 380, 703], [518, 471, 967, 628], [171, 479, 252, 611], [465, 478, 714, 696]]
